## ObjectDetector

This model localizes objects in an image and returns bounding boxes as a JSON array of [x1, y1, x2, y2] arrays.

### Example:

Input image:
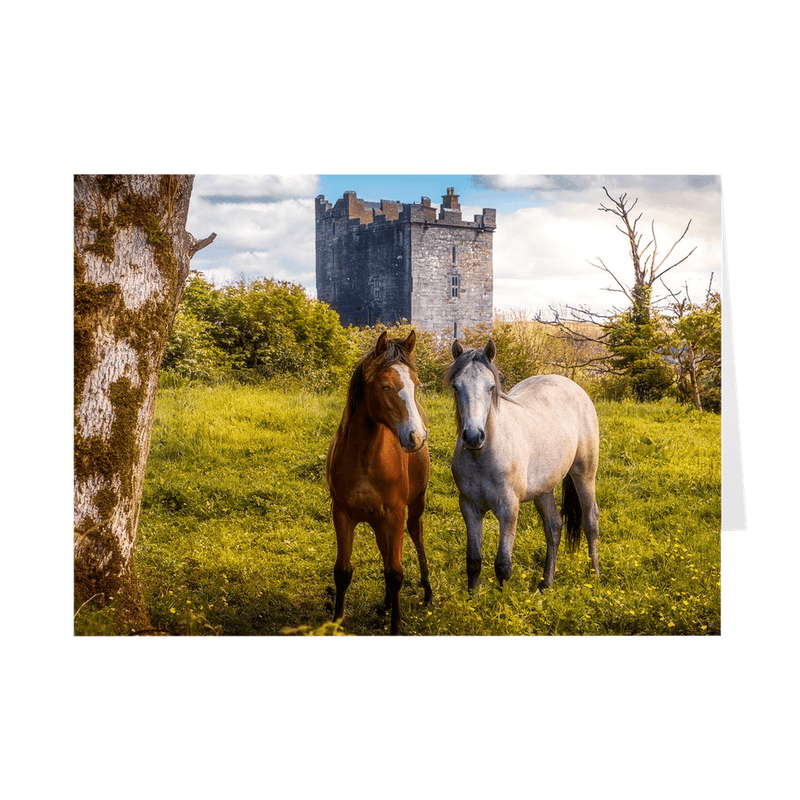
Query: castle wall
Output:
[[315, 189, 495, 335], [409, 222, 493, 338]]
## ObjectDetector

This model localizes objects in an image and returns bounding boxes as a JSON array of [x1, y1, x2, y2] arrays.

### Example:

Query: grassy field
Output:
[[86, 379, 722, 637]]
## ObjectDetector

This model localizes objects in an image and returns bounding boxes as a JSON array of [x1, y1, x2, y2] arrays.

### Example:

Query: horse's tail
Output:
[[562, 473, 582, 552]]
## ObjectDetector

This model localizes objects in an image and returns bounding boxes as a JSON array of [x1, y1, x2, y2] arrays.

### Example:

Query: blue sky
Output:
[[316, 175, 546, 214], [187, 174, 722, 318]]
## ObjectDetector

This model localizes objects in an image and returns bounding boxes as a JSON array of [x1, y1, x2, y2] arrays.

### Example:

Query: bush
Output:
[[670, 294, 721, 413], [164, 273, 719, 413], [604, 312, 675, 402], [162, 303, 231, 382], [340, 316, 612, 399], [164, 273, 352, 389]]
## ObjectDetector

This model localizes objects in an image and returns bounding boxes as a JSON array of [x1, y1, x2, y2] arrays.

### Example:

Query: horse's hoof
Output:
[[494, 561, 512, 586], [390, 618, 405, 635]]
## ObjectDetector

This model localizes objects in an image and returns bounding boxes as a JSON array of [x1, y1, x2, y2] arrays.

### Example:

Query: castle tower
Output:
[[315, 187, 495, 337]]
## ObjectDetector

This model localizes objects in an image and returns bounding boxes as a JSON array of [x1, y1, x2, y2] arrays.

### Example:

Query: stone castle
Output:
[[315, 187, 495, 338]]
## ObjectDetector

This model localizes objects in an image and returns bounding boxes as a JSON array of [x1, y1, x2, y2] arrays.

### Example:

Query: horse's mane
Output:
[[443, 347, 510, 432], [336, 336, 420, 437]]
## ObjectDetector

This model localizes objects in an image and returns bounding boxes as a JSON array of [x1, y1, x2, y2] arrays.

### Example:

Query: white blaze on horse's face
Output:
[[453, 360, 495, 450], [389, 364, 427, 453]]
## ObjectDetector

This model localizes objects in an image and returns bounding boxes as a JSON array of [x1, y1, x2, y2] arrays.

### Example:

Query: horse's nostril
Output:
[[404, 430, 427, 452], [463, 429, 485, 448]]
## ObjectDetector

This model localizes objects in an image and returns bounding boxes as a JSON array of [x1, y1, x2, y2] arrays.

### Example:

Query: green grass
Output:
[[81, 384, 720, 635]]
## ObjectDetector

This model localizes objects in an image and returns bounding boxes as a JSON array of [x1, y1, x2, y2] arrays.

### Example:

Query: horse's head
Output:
[[364, 330, 428, 453], [445, 339, 500, 451]]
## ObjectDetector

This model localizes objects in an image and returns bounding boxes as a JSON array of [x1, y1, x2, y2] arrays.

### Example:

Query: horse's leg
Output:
[[494, 496, 520, 586], [459, 495, 485, 591], [374, 513, 405, 635], [332, 506, 355, 624], [535, 491, 562, 589], [571, 472, 601, 578], [407, 490, 432, 604]]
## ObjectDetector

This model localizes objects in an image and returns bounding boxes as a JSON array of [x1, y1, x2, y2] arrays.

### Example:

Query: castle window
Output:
[[451, 275, 460, 298], [452, 246, 457, 263], [372, 276, 381, 300]]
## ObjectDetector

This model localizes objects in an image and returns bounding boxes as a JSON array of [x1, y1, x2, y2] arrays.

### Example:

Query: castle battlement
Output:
[[315, 188, 496, 231], [315, 187, 495, 337]]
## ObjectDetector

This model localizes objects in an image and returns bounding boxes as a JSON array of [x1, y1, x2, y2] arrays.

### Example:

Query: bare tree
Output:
[[541, 189, 700, 400], [591, 187, 696, 324], [74, 175, 215, 633]]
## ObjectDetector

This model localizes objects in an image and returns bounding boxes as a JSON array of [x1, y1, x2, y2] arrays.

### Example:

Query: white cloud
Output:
[[187, 195, 316, 289], [484, 182, 721, 316], [193, 174, 319, 200], [475, 175, 573, 191]]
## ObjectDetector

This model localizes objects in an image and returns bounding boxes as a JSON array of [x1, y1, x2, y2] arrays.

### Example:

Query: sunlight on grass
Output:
[[126, 385, 721, 636]]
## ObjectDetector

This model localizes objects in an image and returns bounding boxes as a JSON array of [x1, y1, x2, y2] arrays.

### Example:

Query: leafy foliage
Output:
[[600, 289, 722, 409], [162, 271, 720, 413], [604, 310, 675, 402], [162, 300, 231, 382], [669, 291, 722, 412], [163, 273, 353, 388]]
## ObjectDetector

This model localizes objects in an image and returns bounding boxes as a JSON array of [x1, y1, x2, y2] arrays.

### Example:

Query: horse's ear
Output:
[[375, 330, 389, 354], [452, 339, 464, 359], [402, 329, 416, 353], [484, 339, 496, 362]]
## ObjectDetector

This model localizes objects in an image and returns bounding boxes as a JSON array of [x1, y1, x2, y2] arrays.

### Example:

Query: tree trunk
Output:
[[686, 344, 703, 411], [74, 175, 215, 633]]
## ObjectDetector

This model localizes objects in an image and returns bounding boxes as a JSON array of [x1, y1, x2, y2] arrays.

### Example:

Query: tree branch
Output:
[[589, 257, 633, 303], [652, 245, 697, 283], [651, 219, 693, 283], [191, 232, 217, 255]]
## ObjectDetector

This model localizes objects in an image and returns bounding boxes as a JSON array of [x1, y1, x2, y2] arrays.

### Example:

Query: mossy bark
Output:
[[74, 175, 215, 634]]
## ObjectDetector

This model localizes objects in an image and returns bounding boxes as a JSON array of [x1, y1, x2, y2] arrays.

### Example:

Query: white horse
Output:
[[445, 340, 601, 590]]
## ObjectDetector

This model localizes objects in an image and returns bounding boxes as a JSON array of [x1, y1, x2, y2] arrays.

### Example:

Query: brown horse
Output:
[[326, 330, 432, 634]]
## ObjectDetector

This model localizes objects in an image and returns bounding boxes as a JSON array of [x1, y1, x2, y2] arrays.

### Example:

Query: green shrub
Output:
[[164, 273, 352, 389], [604, 311, 675, 402], [164, 272, 719, 413], [670, 294, 721, 413], [162, 302, 231, 382]]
